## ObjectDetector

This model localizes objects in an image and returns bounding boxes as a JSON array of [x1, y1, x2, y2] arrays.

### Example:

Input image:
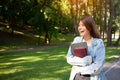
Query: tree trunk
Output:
[[69, 0, 75, 34], [107, 0, 114, 46], [115, 30, 120, 46], [73, 17, 77, 36], [45, 31, 50, 44], [69, 0, 78, 36], [103, 0, 107, 40], [75, 0, 78, 35], [10, 23, 14, 36], [58, 0, 62, 33], [37, 35, 41, 45], [93, 0, 96, 20], [99, 0, 102, 36]]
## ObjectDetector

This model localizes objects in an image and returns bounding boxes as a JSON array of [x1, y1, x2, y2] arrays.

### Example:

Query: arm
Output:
[[74, 39, 105, 75], [67, 46, 92, 66], [66, 37, 92, 66]]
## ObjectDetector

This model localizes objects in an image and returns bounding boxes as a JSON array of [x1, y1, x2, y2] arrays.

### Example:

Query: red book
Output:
[[71, 42, 87, 58], [73, 47, 87, 58]]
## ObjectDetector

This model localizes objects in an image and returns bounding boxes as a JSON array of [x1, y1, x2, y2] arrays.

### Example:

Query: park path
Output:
[[0, 43, 69, 53], [103, 59, 120, 80]]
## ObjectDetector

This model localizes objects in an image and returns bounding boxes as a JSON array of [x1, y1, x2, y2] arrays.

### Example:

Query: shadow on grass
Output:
[[0, 46, 71, 80], [106, 47, 120, 62]]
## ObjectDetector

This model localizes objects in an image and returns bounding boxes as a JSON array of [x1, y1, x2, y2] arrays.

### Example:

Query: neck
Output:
[[83, 35, 92, 41], [83, 35, 92, 45]]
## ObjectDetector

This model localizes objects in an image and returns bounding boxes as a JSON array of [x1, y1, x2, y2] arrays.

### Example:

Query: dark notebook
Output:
[[71, 42, 87, 58]]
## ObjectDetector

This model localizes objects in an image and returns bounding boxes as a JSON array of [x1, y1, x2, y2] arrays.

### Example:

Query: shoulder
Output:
[[72, 36, 83, 43], [93, 38, 103, 43], [74, 36, 83, 40], [92, 38, 104, 46]]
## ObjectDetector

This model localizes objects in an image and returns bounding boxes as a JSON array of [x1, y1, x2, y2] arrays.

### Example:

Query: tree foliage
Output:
[[0, 0, 119, 46]]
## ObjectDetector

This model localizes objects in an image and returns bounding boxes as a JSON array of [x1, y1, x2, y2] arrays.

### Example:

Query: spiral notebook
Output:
[[71, 42, 87, 58]]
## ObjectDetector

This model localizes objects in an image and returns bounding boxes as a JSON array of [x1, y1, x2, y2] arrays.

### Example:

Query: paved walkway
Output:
[[103, 59, 120, 80]]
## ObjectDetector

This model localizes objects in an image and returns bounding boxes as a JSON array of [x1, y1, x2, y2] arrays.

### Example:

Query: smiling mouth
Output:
[[80, 31, 84, 33]]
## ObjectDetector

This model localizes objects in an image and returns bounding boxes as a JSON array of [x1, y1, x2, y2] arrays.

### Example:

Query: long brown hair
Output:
[[80, 16, 101, 38]]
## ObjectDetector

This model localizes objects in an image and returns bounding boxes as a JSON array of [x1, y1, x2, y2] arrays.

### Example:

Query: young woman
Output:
[[66, 16, 107, 80]]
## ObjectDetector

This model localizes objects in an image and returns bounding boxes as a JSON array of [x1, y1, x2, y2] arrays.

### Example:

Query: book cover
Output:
[[71, 42, 87, 58], [73, 47, 87, 58]]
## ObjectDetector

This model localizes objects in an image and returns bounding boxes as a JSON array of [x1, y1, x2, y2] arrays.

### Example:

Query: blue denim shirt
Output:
[[66, 36, 107, 80]]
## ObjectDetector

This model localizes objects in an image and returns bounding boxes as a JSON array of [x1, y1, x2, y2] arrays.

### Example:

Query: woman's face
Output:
[[78, 21, 90, 37]]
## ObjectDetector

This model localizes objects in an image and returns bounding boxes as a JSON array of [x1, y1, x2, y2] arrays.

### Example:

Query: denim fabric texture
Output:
[[66, 36, 107, 80]]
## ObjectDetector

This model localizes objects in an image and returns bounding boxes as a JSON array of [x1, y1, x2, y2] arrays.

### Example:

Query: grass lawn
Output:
[[0, 30, 120, 80], [0, 45, 120, 80], [105, 47, 120, 62], [0, 46, 71, 80]]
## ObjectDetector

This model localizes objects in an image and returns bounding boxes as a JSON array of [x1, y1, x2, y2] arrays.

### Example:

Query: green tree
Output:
[[0, 0, 31, 34], [28, 0, 58, 44]]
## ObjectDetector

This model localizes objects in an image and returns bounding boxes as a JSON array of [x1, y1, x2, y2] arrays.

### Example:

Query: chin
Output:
[[80, 34, 84, 37], [80, 32, 85, 36]]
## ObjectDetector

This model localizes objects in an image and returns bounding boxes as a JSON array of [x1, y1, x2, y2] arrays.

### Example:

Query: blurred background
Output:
[[0, 0, 120, 51], [0, 1, 120, 80]]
